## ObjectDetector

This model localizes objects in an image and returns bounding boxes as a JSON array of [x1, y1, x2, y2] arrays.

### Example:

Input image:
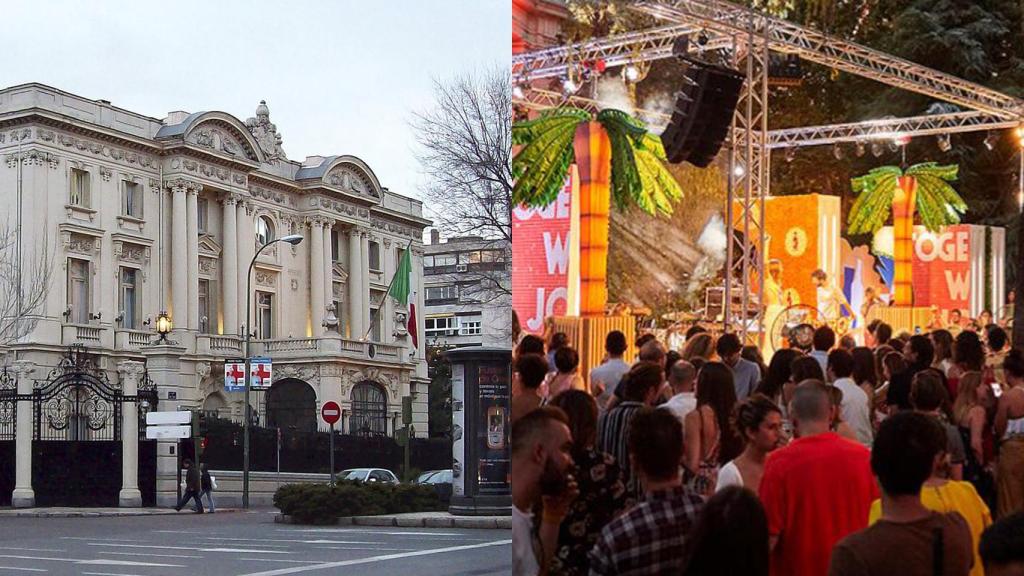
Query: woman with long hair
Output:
[[931, 329, 955, 376], [681, 486, 769, 576], [546, 391, 628, 576], [952, 370, 996, 506], [681, 333, 716, 363], [790, 355, 825, 384], [757, 349, 802, 416], [995, 348, 1024, 517], [684, 362, 741, 496], [715, 394, 784, 492], [852, 346, 880, 431]]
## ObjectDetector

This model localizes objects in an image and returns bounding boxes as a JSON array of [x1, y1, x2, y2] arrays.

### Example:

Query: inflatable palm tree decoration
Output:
[[847, 163, 966, 306], [513, 108, 684, 315]]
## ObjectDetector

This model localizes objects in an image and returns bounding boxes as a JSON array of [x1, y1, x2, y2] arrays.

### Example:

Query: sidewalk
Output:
[[275, 510, 511, 529], [0, 507, 238, 518]]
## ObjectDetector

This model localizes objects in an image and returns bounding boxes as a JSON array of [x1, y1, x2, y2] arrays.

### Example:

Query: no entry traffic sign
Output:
[[321, 401, 341, 425]]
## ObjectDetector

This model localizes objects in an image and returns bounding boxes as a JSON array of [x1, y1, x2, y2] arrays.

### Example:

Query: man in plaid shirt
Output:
[[589, 408, 704, 575]]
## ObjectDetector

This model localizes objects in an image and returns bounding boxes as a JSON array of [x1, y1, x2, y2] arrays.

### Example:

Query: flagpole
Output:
[[362, 239, 415, 342]]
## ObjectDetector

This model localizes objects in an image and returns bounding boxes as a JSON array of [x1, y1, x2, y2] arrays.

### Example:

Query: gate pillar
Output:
[[118, 361, 144, 507], [11, 361, 35, 508]]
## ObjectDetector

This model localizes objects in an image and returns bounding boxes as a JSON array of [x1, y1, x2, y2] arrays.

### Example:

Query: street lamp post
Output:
[[242, 233, 303, 509]]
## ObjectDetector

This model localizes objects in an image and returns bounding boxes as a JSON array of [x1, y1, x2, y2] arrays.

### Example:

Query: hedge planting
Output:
[[274, 481, 445, 524]]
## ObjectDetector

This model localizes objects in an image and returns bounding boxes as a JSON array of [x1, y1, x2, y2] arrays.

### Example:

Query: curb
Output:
[[0, 508, 241, 518], [275, 513, 511, 529]]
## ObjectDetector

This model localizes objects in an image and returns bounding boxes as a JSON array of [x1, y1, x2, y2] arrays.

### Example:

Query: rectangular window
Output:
[[396, 247, 406, 270], [198, 279, 210, 334], [332, 298, 344, 335], [459, 317, 482, 336], [121, 181, 142, 218], [119, 267, 138, 329], [425, 285, 458, 302], [425, 316, 457, 338], [463, 251, 483, 264], [256, 291, 273, 339], [370, 307, 381, 342], [197, 198, 208, 233], [69, 168, 90, 208], [369, 241, 381, 271], [67, 258, 90, 324], [331, 230, 340, 262]]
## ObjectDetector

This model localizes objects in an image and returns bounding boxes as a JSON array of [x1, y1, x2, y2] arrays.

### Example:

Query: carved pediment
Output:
[[198, 234, 222, 258], [332, 262, 349, 282], [325, 165, 380, 198], [186, 119, 260, 162]]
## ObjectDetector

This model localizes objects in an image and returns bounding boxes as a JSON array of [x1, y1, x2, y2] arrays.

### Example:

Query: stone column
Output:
[[237, 202, 254, 337], [348, 227, 364, 338], [186, 185, 200, 330], [171, 182, 188, 332], [382, 239, 395, 342], [361, 231, 371, 339], [323, 223, 334, 327], [309, 217, 326, 335], [142, 345, 188, 507], [221, 195, 239, 336], [118, 360, 144, 507], [11, 361, 35, 508]]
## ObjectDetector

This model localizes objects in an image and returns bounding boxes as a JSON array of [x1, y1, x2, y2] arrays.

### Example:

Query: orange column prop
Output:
[[892, 176, 918, 306], [572, 122, 612, 317]]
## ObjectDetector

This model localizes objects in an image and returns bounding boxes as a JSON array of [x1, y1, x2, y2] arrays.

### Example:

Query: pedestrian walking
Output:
[[175, 459, 204, 513], [197, 463, 216, 513]]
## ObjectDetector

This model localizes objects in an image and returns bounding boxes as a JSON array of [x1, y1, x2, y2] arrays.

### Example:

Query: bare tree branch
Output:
[[0, 220, 56, 345], [411, 67, 512, 244]]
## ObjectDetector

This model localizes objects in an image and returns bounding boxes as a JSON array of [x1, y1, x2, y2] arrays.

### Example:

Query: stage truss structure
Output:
[[512, 0, 1024, 343]]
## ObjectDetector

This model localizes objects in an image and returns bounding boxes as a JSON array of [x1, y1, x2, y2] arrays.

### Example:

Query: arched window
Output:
[[266, 379, 316, 432], [256, 216, 274, 247], [350, 382, 387, 436]]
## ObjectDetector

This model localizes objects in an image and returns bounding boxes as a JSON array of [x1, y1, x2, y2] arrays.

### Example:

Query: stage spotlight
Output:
[[623, 65, 641, 83], [888, 141, 899, 153], [512, 84, 524, 100], [937, 134, 951, 152], [733, 164, 746, 178], [1016, 125, 1024, 147], [562, 77, 579, 95], [871, 142, 884, 157], [984, 131, 997, 150], [784, 148, 796, 163], [832, 144, 844, 160], [855, 141, 866, 157], [893, 134, 911, 147]]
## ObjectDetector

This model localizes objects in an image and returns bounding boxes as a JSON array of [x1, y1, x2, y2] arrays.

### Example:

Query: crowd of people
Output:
[[511, 320, 1024, 576]]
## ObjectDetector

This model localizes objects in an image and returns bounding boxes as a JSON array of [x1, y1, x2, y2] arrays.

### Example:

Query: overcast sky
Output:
[[2, 1, 509, 222]]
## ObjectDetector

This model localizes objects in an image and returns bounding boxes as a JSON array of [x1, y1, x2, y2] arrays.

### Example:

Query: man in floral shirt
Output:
[[589, 408, 704, 575]]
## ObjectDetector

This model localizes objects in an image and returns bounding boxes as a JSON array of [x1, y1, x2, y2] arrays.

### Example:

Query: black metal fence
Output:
[[200, 418, 451, 477]]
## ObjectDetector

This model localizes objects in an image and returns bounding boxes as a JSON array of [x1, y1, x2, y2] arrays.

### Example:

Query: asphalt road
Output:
[[0, 510, 511, 576]]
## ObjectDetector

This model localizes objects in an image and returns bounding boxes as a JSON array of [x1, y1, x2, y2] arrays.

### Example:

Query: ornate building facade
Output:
[[0, 84, 431, 504]]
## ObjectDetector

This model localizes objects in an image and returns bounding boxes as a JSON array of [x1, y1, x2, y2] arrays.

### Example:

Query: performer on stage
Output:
[[811, 269, 854, 322], [860, 286, 884, 320]]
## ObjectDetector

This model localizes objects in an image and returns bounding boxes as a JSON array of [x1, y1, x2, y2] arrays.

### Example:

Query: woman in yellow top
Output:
[[868, 434, 992, 576]]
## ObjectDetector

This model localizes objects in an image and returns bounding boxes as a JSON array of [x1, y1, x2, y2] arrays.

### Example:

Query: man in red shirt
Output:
[[759, 380, 879, 576]]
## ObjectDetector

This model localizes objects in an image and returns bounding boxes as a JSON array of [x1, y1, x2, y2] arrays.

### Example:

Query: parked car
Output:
[[415, 469, 453, 502], [337, 468, 399, 484]]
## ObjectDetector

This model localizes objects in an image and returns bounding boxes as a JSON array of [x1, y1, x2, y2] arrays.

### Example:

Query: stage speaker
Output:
[[660, 61, 745, 167]]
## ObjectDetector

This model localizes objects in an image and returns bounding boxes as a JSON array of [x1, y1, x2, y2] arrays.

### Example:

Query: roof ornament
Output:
[[245, 100, 286, 162]]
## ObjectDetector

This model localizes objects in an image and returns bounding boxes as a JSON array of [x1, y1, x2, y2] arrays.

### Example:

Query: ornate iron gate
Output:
[[28, 346, 158, 507], [0, 367, 16, 506]]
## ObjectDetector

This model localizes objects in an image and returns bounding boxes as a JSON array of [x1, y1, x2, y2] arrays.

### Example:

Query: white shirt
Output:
[[590, 358, 631, 411], [660, 391, 697, 425], [833, 377, 873, 447], [715, 460, 743, 492], [513, 505, 539, 576]]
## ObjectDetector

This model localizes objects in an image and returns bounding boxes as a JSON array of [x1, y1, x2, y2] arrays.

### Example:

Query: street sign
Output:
[[321, 401, 341, 425], [250, 357, 272, 389], [225, 358, 246, 392], [146, 411, 191, 425], [146, 425, 191, 440]]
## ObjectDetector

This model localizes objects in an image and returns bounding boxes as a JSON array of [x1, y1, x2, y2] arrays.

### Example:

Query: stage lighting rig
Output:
[[937, 134, 952, 152], [984, 131, 998, 150]]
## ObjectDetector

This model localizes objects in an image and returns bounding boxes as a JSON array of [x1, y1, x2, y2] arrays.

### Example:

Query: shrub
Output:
[[274, 481, 445, 524]]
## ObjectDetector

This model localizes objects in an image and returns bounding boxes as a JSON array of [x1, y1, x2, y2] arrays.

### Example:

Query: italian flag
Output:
[[388, 241, 417, 349]]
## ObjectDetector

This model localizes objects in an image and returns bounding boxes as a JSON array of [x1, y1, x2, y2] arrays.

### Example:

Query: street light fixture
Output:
[[154, 311, 172, 344], [242, 233, 303, 509]]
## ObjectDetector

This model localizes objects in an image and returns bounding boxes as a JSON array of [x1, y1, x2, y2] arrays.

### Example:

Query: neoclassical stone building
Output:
[[0, 84, 431, 504]]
